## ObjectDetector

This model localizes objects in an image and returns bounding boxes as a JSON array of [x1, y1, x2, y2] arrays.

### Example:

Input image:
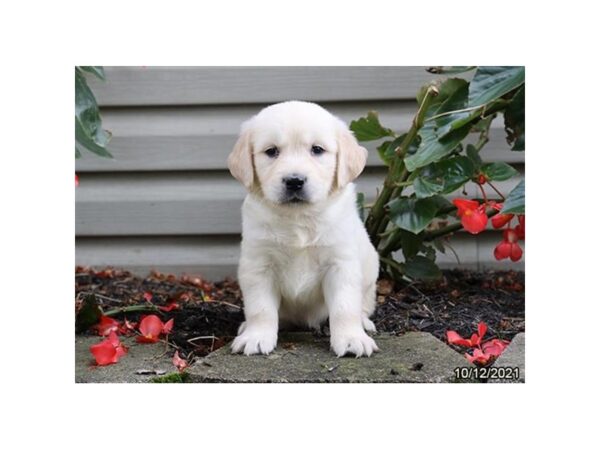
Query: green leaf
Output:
[[405, 79, 473, 171], [75, 70, 113, 158], [356, 192, 365, 222], [433, 80, 480, 139], [413, 176, 444, 198], [417, 156, 476, 196], [75, 146, 82, 159], [400, 230, 423, 260], [466, 144, 482, 168], [75, 294, 103, 333], [349, 111, 395, 142], [481, 162, 518, 181], [435, 156, 476, 193], [468, 66, 525, 107], [501, 180, 525, 214], [420, 244, 437, 262], [504, 86, 525, 151], [405, 121, 470, 172], [388, 195, 446, 234], [403, 255, 442, 280], [376, 135, 405, 166], [79, 66, 106, 80], [76, 118, 113, 158]]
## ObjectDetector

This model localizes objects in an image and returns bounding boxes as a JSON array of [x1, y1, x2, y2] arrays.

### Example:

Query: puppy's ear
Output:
[[336, 124, 368, 187], [227, 128, 254, 189]]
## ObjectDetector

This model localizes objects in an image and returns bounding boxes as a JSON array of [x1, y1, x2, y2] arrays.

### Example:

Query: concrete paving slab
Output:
[[188, 332, 474, 383]]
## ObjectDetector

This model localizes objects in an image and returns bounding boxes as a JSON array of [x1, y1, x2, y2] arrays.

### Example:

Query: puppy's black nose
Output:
[[283, 175, 306, 191]]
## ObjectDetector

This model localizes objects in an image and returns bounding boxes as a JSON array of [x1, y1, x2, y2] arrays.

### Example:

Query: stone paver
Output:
[[76, 335, 175, 383], [490, 332, 525, 383], [188, 332, 474, 383], [76, 332, 479, 383]]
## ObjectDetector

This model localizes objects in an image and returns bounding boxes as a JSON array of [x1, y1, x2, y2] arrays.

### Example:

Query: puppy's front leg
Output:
[[232, 258, 279, 355], [324, 262, 379, 357]]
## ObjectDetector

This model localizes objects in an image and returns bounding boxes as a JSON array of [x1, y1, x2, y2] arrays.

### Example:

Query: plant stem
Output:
[[380, 256, 405, 276], [486, 180, 506, 201], [366, 84, 439, 247], [104, 304, 162, 317], [477, 182, 489, 204]]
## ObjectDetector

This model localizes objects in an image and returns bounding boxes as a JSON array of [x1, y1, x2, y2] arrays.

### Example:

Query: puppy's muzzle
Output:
[[283, 174, 306, 192], [281, 174, 308, 203]]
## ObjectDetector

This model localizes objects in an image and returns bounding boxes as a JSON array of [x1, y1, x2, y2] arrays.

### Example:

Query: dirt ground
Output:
[[75, 267, 524, 360]]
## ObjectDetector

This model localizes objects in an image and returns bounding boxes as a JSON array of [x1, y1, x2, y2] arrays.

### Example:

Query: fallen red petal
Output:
[[482, 339, 510, 357], [94, 315, 120, 336], [90, 331, 127, 366], [465, 348, 492, 365], [158, 302, 179, 312], [138, 315, 164, 342], [162, 318, 174, 334], [136, 335, 160, 343], [477, 322, 488, 340], [446, 330, 474, 347], [172, 351, 188, 372]]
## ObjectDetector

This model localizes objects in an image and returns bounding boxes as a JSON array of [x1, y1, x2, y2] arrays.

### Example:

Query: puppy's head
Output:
[[227, 101, 367, 206]]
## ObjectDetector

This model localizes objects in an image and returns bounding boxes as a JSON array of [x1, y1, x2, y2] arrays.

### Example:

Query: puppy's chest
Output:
[[271, 246, 326, 302]]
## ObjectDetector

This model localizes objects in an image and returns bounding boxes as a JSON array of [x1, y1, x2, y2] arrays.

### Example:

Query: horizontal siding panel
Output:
[[87, 67, 445, 106], [76, 231, 522, 281], [76, 236, 240, 280], [75, 168, 523, 236], [76, 101, 522, 172]]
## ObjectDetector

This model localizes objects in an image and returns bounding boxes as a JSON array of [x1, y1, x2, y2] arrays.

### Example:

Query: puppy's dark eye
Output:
[[311, 145, 325, 155], [265, 147, 279, 158]]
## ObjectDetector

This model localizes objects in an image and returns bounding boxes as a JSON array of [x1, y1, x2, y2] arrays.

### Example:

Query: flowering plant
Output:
[[351, 66, 525, 280]]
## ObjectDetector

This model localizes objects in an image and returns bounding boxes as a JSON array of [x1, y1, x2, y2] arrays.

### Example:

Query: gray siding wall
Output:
[[76, 67, 524, 279]]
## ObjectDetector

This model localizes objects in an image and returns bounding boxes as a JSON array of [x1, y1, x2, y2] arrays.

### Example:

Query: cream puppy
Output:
[[227, 101, 379, 357]]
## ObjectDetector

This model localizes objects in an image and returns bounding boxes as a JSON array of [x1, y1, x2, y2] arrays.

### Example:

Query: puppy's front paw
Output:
[[330, 329, 379, 357], [231, 326, 277, 355], [362, 316, 377, 333]]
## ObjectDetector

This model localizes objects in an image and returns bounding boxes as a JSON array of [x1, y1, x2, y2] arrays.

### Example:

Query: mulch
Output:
[[75, 266, 524, 360]]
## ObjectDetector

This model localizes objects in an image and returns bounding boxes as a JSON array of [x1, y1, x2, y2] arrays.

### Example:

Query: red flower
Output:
[[90, 331, 128, 366], [172, 351, 188, 372], [465, 348, 492, 364], [446, 322, 510, 366], [446, 322, 487, 347], [94, 315, 120, 336], [491, 211, 514, 229], [75, 174, 80, 187], [515, 215, 525, 240], [136, 315, 174, 343], [482, 338, 510, 357], [494, 229, 523, 261], [453, 199, 488, 234]]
